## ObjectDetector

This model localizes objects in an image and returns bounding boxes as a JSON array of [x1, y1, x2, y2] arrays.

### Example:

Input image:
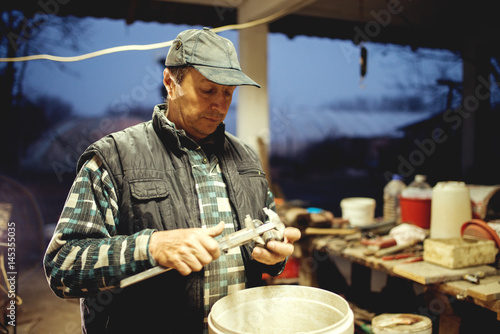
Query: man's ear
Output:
[[163, 68, 174, 95]]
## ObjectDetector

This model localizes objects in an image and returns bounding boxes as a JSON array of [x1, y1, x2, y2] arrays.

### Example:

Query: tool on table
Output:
[[362, 235, 397, 256], [303, 227, 359, 236], [462, 271, 485, 284], [374, 241, 418, 258], [361, 235, 397, 247], [456, 271, 488, 300], [120, 208, 285, 288], [400, 256, 423, 264], [381, 253, 416, 261]]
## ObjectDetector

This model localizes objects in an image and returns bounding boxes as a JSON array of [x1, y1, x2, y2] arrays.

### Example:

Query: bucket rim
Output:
[[208, 285, 354, 334]]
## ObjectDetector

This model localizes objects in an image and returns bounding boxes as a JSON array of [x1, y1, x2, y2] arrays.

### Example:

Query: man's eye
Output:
[[202, 89, 213, 94]]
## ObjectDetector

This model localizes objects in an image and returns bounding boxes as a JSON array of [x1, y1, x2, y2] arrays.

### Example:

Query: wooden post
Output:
[[236, 24, 269, 154], [461, 36, 491, 182]]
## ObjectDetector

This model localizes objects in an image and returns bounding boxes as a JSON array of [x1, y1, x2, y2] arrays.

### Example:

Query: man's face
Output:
[[164, 67, 236, 142]]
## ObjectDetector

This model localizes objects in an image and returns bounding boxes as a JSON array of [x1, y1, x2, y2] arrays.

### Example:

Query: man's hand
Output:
[[149, 222, 225, 276], [251, 227, 301, 265]]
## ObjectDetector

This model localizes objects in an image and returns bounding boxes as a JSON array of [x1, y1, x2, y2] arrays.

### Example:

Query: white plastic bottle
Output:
[[430, 181, 472, 239], [408, 174, 431, 190], [402, 174, 432, 199], [383, 174, 406, 223]]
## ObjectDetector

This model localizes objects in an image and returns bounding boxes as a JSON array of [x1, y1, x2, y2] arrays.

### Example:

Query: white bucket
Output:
[[208, 285, 354, 334], [340, 197, 376, 226], [371, 313, 432, 334]]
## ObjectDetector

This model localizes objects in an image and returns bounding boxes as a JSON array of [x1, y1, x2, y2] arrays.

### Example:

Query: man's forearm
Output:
[[44, 229, 156, 298]]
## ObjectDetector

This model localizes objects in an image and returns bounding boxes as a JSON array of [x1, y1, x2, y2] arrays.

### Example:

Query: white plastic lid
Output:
[[414, 174, 427, 182]]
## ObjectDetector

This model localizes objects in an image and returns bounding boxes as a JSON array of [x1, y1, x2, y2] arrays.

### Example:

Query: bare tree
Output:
[[0, 10, 83, 175]]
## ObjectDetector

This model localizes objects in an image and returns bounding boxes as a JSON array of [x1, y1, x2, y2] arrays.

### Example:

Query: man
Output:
[[44, 27, 301, 333]]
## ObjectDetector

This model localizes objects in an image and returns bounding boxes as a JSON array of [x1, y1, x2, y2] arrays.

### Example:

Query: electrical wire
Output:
[[0, 41, 174, 63], [0, 3, 304, 63]]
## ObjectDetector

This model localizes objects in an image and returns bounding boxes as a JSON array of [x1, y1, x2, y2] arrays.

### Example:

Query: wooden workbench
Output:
[[301, 234, 500, 333]]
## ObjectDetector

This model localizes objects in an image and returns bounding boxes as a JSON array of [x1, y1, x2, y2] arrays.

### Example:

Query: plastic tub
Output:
[[208, 285, 354, 334], [399, 196, 431, 229], [340, 197, 376, 227]]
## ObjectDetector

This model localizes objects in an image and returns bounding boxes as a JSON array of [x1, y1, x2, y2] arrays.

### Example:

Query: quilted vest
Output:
[[77, 105, 282, 333]]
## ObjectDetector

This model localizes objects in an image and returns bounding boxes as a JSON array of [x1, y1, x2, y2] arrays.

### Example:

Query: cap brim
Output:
[[192, 65, 261, 88]]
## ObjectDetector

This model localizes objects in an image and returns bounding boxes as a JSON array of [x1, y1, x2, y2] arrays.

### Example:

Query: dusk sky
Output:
[[21, 16, 462, 118]]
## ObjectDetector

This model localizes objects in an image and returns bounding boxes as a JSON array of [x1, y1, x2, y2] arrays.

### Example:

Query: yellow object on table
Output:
[[423, 237, 497, 269]]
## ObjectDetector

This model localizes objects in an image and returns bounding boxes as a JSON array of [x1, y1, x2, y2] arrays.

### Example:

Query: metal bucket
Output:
[[208, 285, 354, 334]]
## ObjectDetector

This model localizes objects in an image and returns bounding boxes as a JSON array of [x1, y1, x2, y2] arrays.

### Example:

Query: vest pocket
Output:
[[237, 169, 268, 210], [130, 179, 169, 200], [238, 168, 266, 177], [129, 179, 172, 231]]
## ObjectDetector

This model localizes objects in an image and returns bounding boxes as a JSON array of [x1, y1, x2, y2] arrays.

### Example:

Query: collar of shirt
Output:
[[156, 103, 225, 154]]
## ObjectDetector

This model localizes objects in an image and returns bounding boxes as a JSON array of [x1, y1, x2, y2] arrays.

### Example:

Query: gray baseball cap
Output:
[[165, 27, 260, 88]]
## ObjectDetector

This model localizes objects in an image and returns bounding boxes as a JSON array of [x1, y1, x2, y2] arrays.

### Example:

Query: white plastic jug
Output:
[[430, 181, 472, 239]]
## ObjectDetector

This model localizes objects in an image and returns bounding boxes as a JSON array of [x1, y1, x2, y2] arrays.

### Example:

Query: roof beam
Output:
[[237, 0, 318, 23], [154, 0, 238, 8]]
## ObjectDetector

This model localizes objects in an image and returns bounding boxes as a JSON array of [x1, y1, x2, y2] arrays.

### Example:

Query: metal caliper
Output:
[[120, 208, 285, 288]]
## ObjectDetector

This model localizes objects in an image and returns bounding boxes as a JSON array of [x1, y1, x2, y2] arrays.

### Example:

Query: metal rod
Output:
[[119, 220, 279, 288]]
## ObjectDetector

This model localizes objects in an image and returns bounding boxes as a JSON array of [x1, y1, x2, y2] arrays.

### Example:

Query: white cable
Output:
[[0, 40, 174, 63], [0, 3, 300, 63]]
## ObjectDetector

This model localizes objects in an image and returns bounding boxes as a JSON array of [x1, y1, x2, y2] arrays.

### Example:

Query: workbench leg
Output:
[[424, 291, 460, 334], [316, 252, 349, 295], [438, 294, 460, 334], [349, 262, 372, 307], [438, 314, 461, 334], [298, 239, 318, 287]]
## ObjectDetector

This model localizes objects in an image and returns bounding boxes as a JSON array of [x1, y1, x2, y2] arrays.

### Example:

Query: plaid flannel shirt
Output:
[[44, 126, 276, 310], [44, 156, 157, 298]]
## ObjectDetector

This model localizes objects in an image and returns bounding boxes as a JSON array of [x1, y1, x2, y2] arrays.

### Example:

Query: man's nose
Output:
[[211, 92, 230, 112]]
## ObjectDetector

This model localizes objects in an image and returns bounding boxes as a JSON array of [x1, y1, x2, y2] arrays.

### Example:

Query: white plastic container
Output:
[[401, 175, 432, 200], [408, 174, 431, 190], [208, 285, 354, 334], [430, 181, 472, 239], [383, 175, 406, 223], [341, 197, 376, 226], [371, 313, 432, 334]]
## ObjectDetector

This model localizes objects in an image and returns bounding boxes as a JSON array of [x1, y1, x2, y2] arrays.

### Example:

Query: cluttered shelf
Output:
[[303, 232, 500, 334], [307, 231, 500, 311], [274, 176, 500, 332]]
